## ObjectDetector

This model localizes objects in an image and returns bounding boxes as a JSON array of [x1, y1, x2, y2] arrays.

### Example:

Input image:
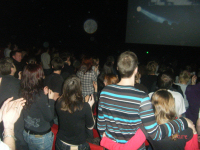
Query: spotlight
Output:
[[84, 19, 98, 34], [137, 6, 141, 12]]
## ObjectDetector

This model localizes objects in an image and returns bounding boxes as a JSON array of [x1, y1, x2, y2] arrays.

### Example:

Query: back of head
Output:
[[104, 74, 119, 85], [61, 75, 83, 113], [146, 61, 158, 75], [151, 89, 176, 124], [106, 56, 115, 64], [179, 70, 190, 84], [0, 58, 13, 75], [117, 51, 138, 78], [157, 72, 173, 89], [81, 56, 93, 73], [21, 64, 44, 108], [51, 57, 64, 71]]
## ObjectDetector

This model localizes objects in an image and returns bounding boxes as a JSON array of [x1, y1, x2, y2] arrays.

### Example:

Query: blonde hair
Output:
[[179, 70, 190, 84], [151, 89, 176, 125]]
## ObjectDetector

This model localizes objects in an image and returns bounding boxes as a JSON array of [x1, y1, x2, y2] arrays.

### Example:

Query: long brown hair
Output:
[[20, 64, 44, 109], [151, 89, 176, 125], [60, 75, 84, 113]]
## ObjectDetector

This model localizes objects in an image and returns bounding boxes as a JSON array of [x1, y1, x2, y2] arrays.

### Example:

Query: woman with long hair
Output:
[[100, 89, 198, 150], [21, 64, 55, 150], [55, 75, 95, 150]]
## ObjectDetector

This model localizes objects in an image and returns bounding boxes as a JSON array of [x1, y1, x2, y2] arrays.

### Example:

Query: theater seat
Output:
[[93, 128, 100, 138], [51, 124, 58, 150], [88, 142, 104, 150]]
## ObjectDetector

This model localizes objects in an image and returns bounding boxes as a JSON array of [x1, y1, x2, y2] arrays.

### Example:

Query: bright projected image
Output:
[[126, 0, 200, 46]]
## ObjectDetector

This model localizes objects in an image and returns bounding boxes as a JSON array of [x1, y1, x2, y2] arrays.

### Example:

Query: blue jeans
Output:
[[55, 138, 90, 150], [23, 130, 54, 150]]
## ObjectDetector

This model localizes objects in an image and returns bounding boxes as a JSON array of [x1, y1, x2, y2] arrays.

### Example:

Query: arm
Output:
[[97, 99, 106, 137], [139, 96, 188, 140], [100, 128, 146, 150], [85, 102, 95, 130], [2, 98, 26, 150], [87, 95, 95, 130]]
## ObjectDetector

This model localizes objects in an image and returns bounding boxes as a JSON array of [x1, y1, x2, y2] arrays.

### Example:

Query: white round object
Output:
[[84, 19, 98, 34], [137, 6, 142, 12]]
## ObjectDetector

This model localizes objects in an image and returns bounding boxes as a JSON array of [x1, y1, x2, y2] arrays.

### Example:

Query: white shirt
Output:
[[174, 83, 189, 108], [41, 52, 50, 69], [0, 139, 10, 150], [149, 90, 186, 116]]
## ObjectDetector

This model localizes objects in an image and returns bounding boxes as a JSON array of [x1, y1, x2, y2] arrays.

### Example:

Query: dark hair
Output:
[[10, 50, 22, 58], [107, 56, 115, 63], [61, 52, 71, 61], [117, 51, 138, 78], [60, 75, 84, 113], [20, 64, 44, 109], [0, 58, 13, 75], [27, 57, 37, 64], [51, 57, 64, 71], [157, 72, 173, 89]]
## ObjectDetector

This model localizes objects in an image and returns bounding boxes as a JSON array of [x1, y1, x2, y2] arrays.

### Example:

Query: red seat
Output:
[[51, 124, 58, 150], [93, 129, 100, 138], [88, 142, 104, 150]]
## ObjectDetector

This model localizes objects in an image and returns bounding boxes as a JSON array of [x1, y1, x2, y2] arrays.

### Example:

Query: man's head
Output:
[[0, 58, 16, 75], [146, 61, 158, 75], [11, 50, 22, 62], [117, 51, 138, 78], [157, 72, 173, 89], [51, 57, 64, 71]]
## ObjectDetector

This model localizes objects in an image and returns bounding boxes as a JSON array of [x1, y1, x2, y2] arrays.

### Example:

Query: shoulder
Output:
[[101, 84, 149, 99]]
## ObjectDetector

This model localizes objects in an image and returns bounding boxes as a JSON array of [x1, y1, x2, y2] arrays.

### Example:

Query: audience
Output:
[[97, 51, 193, 150], [0, 45, 200, 150], [4, 42, 12, 58]]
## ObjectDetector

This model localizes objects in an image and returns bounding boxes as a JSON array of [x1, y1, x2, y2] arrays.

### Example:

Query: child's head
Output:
[[151, 89, 176, 124]]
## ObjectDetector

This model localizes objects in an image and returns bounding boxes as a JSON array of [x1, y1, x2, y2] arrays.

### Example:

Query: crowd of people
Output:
[[0, 43, 200, 150]]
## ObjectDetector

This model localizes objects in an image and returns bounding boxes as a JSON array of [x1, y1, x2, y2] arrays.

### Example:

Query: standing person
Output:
[[149, 72, 186, 117], [41, 48, 51, 76], [20, 64, 55, 150], [141, 61, 158, 93], [44, 57, 64, 101], [55, 75, 95, 150], [77, 57, 97, 98], [4, 42, 12, 58], [10, 50, 24, 79], [97, 51, 190, 150]]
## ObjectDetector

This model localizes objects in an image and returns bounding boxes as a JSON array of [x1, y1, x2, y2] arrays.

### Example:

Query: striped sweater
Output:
[[97, 84, 188, 149]]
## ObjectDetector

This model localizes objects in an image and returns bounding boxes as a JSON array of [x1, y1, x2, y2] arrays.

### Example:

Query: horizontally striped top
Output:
[[97, 84, 188, 150]]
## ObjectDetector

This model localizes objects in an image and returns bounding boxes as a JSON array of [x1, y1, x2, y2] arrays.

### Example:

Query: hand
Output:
[[102, 132, 106, 137], [185, 117, 195, 131], [191, 75, 197, 85], [48, 89, 55, 100], [85, 95, 89, 102], [18, 71, 22, 80], [43, 86, 49, 95], [2, 98, 26, 127], [88, 94, 95, 108], [0, 97, 13, 122], [93, 81, 97, 92]]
